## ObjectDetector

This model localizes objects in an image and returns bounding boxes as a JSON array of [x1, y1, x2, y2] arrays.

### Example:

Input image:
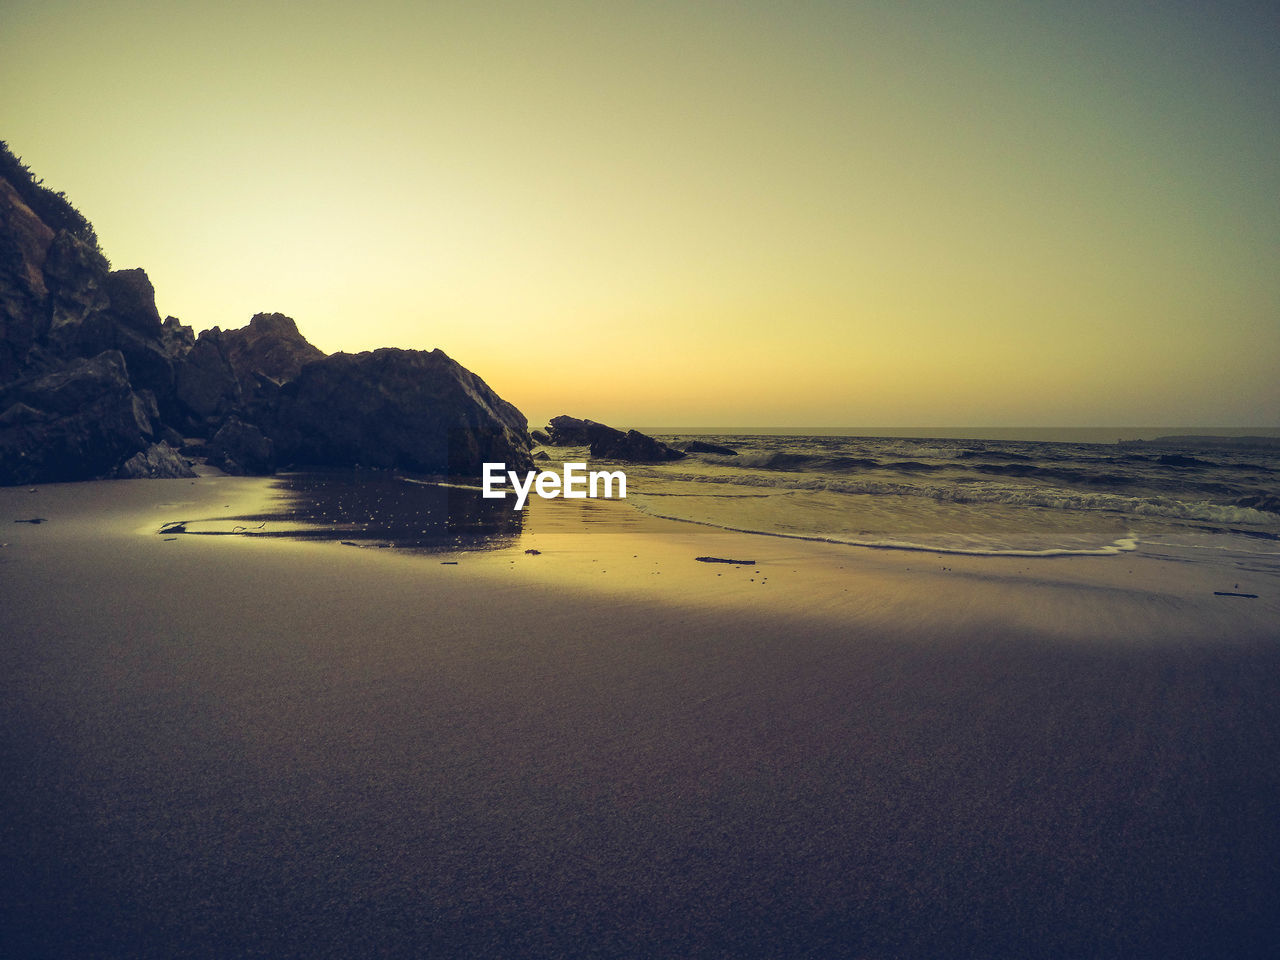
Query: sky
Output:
[[2, 0, 1277, 428]]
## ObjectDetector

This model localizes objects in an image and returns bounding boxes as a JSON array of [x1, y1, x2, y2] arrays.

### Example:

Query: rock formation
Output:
[[274, 348, 532, 475], [209, 417, 275, 476], [117, 440, 197, 479], [0, 141, 533, 484], [0, 176, 57, 383], [544, 415, 610, 446], [223, 312, 325, 383], [0, 351, 154, 484], [590, 428, 685, 463], [172, 331, 245, 428], [540, 414, 685, 463]]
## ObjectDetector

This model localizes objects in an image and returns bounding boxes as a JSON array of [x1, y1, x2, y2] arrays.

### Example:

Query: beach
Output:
[[3, 475, 1279, 958]]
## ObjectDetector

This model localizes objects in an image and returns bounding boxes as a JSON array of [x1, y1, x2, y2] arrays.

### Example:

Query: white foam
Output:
[[628, 497, 1142, 558]]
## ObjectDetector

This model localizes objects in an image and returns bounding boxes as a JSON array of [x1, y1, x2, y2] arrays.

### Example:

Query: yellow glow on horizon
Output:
[[2, 0, 1277, 427]]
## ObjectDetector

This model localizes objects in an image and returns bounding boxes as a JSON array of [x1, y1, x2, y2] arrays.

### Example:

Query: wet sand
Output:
[[2, 476, 1279, 958]]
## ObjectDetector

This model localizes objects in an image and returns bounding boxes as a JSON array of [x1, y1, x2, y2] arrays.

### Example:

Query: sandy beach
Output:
[[3, 475, 1279, 958], [6, 0, 1279, 954]]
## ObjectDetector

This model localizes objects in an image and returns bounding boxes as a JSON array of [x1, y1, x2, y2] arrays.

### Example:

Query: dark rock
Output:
[[1, 146, 117, 389], [173, 333, 242, 425], [41, 259, 175, 402], [544, 414, 685, 462], [0, 401, 43, 427], [42, 230, 111, 357], [172, 314, 324, 430], [0, 141, 100, 247], [132, 389, 160, 438], [2, 148, 536, 487], [222, 312, 325, 383], [274, 347, 531, 476], [114, 322, 175, 401], [117, 440, 196, 479], [161, 316, 196, 358], [530, 428, 552, 445], [0, 176, 56, 381], [546, 415, 618, 446], [590, 428, 686, 463], [103, 268, 163, 339], [240, 369, 285, 424], [210, 417, 274, 476], [0, 351, 149, 483], [684, 440, 738, 456]]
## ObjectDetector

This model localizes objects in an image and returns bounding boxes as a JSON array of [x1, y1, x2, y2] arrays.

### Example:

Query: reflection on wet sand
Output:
[[170, 469, 523, 552]]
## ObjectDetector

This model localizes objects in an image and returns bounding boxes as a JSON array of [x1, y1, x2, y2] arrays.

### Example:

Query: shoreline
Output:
[[9, 471, 1276, 641], [3, 475, 1279, 957]]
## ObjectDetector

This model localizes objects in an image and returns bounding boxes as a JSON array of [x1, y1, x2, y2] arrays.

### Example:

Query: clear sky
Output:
[[3, 0, 1277, 428]]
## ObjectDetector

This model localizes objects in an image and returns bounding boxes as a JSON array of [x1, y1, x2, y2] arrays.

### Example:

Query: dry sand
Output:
[[2, 475, 1279, 958]]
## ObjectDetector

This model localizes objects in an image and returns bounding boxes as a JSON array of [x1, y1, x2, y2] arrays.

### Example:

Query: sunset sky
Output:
[[3, 0, 1277, 428]]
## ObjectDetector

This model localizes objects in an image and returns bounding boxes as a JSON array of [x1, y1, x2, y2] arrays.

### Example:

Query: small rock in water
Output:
[[683, 440, 738, 456]]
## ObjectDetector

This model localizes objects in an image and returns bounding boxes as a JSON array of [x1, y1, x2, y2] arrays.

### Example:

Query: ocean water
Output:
[[595, 432, 1280, 559], [199, 431, 1280, 567]]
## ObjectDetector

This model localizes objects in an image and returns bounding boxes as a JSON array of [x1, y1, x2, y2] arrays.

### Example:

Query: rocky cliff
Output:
[[0, 141, 532, 483]]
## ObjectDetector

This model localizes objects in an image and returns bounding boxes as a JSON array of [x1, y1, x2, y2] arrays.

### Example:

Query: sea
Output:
[[214, 429, 1280, 567], [611, 429, 1280, 560]]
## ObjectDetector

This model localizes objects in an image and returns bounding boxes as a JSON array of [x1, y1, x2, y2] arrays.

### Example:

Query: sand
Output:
[[2, 475, 1279, 958]]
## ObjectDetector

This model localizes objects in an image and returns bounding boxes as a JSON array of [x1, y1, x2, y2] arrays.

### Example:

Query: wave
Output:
[[646, 469, 1280, 525], [729, 451, 883, 471], [729, 451, 823, 470], [1150, 453, 1275, 473], [961, 461, 1251, 495], [957, 449, 1034, 462], [628, 498, 1142, 557], [971, 463, 1133, 485], [683, 447, 1271, 495], [883, 460, 948, 472], [1234, 493, 1280, 514]]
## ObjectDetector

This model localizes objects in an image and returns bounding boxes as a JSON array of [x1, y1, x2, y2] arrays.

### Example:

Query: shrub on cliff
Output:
[[0, 141, 102, 255]]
